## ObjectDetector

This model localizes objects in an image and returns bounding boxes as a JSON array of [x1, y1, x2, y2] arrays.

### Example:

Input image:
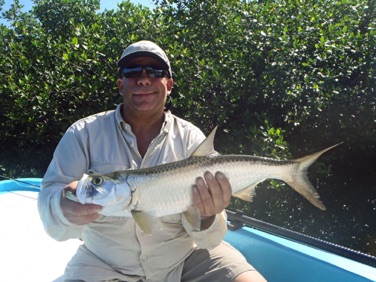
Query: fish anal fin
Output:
[[131, 210, 156, 234], [233, 184, 258, 202], [192, 126, 218, 157], [183, 207, 201, 231]]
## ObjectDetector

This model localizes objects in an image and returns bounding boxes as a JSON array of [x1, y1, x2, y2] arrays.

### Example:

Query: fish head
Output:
[[76, 173, 118, 204]]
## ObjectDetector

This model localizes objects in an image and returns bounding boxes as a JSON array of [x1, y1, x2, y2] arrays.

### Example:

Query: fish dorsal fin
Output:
[[192, 126, 218, 157], [232, 183, 261, 202], [131, 210, 156, 234], [183, 207, 201, 231]]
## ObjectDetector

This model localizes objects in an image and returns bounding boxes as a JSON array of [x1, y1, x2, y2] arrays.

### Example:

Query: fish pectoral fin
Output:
[[191, 126, 218, 157], [183, 207, 201, 231], [232, 184, 259, 202], [131, 210, 155, 234]]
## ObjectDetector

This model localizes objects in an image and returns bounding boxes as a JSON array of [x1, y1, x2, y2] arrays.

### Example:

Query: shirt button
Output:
[[140, 255, 147, 262]]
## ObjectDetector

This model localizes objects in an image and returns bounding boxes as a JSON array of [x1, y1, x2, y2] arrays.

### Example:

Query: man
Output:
[[38, 40, 266, 282]]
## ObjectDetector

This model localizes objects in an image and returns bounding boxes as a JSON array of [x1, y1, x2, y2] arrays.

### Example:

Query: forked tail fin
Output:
[[284, 143, 342, 210]]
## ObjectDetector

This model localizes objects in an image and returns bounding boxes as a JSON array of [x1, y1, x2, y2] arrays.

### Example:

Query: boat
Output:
[[1, 178, 375, 282]]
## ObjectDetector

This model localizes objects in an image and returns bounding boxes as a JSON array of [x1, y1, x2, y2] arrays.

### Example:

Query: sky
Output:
[[1, 0, 155, 24]]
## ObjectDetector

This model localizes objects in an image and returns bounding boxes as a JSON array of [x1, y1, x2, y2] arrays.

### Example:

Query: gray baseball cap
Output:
[[117, 40, 172, 77]]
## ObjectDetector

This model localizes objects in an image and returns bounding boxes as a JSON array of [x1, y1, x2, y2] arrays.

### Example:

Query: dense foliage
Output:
[[0, 0, 375, 254]]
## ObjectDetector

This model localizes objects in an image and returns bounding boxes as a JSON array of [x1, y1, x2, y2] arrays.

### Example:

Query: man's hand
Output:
[[192, 171, 232, 229], [61, 181, 102, 225]]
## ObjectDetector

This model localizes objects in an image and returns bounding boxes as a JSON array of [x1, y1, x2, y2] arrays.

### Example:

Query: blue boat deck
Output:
[[225, 226, 376, 282], [1, 178, 376, 281]]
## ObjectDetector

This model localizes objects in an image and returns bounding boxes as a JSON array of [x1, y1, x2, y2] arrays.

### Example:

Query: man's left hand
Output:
[[192, 171, 232, 229]]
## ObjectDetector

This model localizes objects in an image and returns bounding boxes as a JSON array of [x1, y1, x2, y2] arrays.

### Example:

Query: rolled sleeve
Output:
[[38, 185, 84, 241], [183, 211, 228, 249], [38, 125, 89, 241]]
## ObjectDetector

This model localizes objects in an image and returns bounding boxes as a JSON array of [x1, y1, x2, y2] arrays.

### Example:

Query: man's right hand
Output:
[[60, 181, 103, 225]]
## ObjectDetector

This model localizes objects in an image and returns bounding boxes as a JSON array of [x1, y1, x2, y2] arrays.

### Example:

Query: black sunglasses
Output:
[[122, 66, 168, 78]]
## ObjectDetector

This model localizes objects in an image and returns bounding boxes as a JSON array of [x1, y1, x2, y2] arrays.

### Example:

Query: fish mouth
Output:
[[76, 174, 95, 204]]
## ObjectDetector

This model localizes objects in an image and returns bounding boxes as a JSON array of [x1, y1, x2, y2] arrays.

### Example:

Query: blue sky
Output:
[[1, 0, 155, 20], [2, 0, 155, 11]]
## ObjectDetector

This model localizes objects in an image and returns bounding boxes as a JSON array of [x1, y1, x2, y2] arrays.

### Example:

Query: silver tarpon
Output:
[[70, 126, 339, 233]]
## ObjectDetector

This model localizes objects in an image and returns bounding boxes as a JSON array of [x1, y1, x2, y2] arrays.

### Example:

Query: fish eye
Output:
[[91, 176, 103, 186]]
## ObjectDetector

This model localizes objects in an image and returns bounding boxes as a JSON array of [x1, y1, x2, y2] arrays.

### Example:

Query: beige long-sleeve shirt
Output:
[[38, 105, 228, 281]]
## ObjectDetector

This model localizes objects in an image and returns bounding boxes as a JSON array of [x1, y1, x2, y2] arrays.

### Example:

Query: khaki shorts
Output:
[[181, 241, 255, 282], [65, 241, 254, 282]]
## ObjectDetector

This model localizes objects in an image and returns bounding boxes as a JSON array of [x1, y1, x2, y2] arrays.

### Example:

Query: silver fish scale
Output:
[[122, 155, 295, 217]]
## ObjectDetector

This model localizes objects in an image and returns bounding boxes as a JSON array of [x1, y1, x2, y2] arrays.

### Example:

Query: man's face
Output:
[[117, 57, 173, 116]]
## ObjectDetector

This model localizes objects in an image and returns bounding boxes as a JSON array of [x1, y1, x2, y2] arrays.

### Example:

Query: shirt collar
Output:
[[162, 111, 173, 134], [115, 104, 128, 130]]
